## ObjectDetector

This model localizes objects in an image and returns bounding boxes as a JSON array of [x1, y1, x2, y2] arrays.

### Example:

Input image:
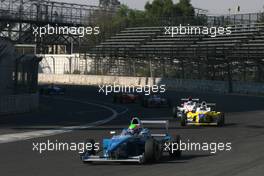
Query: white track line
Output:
[[0, 97, 128, 144]]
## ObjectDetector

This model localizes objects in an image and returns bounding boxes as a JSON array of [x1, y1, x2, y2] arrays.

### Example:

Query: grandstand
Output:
[[86, 14, 264, 84]]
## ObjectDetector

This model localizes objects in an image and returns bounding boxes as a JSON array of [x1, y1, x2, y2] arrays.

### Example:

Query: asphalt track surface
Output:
[[0, 85, 264, 176]]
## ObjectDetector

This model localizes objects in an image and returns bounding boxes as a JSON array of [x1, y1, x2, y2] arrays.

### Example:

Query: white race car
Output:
[[141, 94, 171, 108], [172, 98, 199, 118], [181, 101, 225, 126]]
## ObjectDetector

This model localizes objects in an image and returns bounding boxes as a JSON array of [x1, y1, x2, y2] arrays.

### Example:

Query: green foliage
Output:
[[83, 0, 196, 48], [73, 70, 81, 74], [176, 0, 195, 16], [145, 0, 194, 18], [86, 4, 147, 45]]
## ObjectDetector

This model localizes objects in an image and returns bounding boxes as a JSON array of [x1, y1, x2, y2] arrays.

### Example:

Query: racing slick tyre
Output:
[[217, 113, 225, 127], [144, 138, 161, 163], [80, 139, 96, 163], [181, 114, 187, 126], [153, 141, 162, 162], [169, 135, 182, 158]]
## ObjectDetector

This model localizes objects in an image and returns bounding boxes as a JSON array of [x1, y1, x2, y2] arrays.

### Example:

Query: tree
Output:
[[82, 0, 196, 48], [176, 0, 195, 16], [145, 0, 194, 18]]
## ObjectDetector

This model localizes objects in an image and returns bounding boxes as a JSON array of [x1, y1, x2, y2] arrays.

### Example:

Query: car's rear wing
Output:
[[141, 120, 169, 134], [197, 103, 216, 106], [181, 98, 199, 101]]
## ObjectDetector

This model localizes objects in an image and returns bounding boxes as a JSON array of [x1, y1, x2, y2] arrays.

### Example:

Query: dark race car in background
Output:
[[141, 94, 171, 108], [113, 92, 142, 103], [39, 84, 65, 95]]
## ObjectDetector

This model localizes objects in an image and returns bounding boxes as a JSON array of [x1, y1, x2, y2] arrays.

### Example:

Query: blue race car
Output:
[[80, 117, 181, 164], [39, 84, 65, 95]]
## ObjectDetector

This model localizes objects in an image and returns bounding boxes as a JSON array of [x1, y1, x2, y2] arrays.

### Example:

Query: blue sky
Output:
[[58, 0, 264, 15]]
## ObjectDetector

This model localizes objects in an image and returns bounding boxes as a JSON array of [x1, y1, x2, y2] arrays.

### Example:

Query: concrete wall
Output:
[[38, 54, 93, 74], [39, 74, 152, 86], [0, 94, 39, 115], [38, 74, 264, 95], [154, 78, 228, 93]]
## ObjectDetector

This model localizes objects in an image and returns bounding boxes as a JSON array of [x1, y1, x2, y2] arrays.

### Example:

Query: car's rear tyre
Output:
[[144, 139, 154, 163], [80, 139, 96, 163], [169, 135, 182, 158], [144, 138, 161, 163], [169, 135, 182, 159], [153, 141, 162, 161], [217, 113, 225, 127], [181, 114, 187, 126]]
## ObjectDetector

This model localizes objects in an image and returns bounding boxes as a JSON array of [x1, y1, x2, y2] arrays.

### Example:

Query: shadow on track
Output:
[[81, 154, 212, 166]]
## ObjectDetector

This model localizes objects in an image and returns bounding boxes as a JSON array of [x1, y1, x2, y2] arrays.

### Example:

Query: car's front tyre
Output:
[[80, 139, 96, 163], [181, 114, 187, 126], [217, 113, 225, 127]]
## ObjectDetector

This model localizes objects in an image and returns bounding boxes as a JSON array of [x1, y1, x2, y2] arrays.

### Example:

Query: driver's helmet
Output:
[[128, 117, 141, 134], [188, 96, 192, 101], [200, 101, 207, 110]]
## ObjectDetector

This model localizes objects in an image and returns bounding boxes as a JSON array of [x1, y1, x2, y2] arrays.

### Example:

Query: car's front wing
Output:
[[186, 122, 218, 126], [82, 155, 144, 163]]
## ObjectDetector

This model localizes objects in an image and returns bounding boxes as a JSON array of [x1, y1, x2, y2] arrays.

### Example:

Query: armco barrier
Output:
[[38, 74, 264, 95], [0, 93, 39, 115]]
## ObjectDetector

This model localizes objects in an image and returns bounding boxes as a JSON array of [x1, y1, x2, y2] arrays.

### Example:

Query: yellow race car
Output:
[[180, 101, 225, 127]]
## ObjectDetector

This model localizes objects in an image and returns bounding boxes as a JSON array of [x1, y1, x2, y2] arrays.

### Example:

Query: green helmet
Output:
[[128, 117, 141, 132], [129, 124, 137, 130]]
